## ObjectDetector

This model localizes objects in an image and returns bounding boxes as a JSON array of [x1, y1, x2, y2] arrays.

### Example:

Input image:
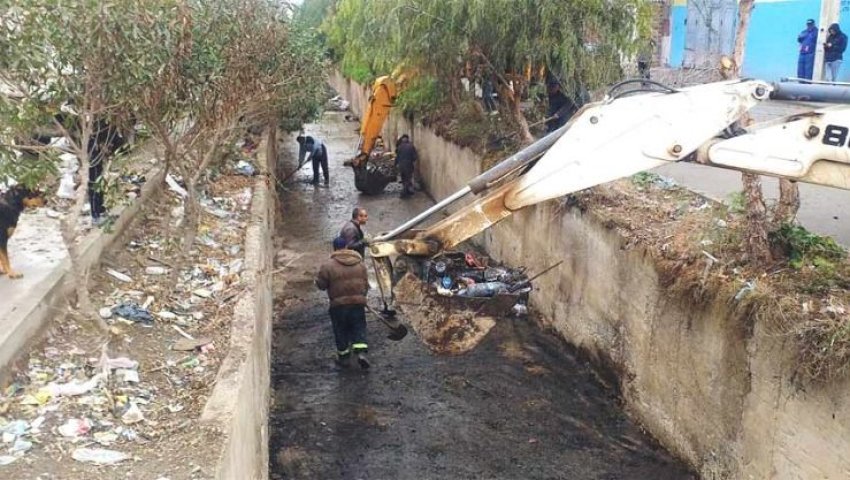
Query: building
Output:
[[661, 0, 850, 81]]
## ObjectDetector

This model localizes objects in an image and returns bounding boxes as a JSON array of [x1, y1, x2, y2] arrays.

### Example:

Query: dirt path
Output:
[[270, 112, 694, 479]]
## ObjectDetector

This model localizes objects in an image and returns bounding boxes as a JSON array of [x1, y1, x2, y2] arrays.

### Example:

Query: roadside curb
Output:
[[0, 161, 166, 378], [202, 130, 275, 480]]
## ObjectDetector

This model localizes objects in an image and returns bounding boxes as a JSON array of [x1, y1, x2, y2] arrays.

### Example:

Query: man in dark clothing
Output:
[[338, 207, 369, 257], [545, 79, 577, 133], [798, 19, 819, 80], [395, 134, 418, 198], [824, 23, 847, 82], [296, 135, 329, 185], [316, 236, 371, 369], [88, 120, 126, 225]]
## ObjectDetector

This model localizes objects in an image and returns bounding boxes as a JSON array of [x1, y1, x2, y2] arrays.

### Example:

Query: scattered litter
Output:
[[98, 307, 113, 319], [72, 447, 130, 465], [512, 304, 528, 317], [58, 418, 92, 439], [167, 404, 184, 413], [105, 357, 139, 370], [165, 174, 188, 198], [117, 369, 140, 383], [47, 374, 103, 397], [121, 403, 145, 425], [93, 431, 119, 446], [145, 266, 168, 276], [113, 302, 155, 327], [235, 160, 256, 176], [11, 439, 32, 453], [457, 281, 509, 298], [105, 268, 133, 283], [734, 280, 756, 302], [0, 455, 17, 465], [192, 289, 213, 299], [157, 311, 178, 321]]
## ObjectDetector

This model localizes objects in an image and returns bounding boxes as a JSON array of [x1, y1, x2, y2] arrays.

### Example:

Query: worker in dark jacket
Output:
[[88, 119, 126, 225], [296, 135, 329, 185], [395, 134, 418, 198], [824, 23, 848, 82], [316, 236, 371, 369], [798, 19, 819, 80], [545, 79, 577, 133], [338, 207, 369, 257]]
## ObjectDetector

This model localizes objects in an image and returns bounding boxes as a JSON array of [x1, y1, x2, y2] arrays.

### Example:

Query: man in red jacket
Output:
[[316, 236, 371, 369]]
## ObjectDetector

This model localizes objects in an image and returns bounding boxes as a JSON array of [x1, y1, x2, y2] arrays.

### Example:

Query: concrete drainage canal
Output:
[[269, 111, 695, 479]]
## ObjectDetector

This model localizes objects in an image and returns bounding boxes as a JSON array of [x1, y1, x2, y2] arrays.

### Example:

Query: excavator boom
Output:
[[368, 78, 850, 309]]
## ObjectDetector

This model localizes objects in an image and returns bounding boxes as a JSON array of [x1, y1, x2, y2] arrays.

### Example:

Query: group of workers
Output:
[[297, 133, 419, 198], [797, 19, 847, 82]]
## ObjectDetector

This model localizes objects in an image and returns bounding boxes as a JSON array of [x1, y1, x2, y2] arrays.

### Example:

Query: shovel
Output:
[[365, 304, 408, 341]]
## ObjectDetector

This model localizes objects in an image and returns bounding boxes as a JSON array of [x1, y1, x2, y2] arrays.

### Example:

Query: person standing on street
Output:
[[824, 23, 848, 82], [395, 134, 418, 198], [316, 236, 371, 369], [798, 19, 819, 81], [339, 206, 369, 258]]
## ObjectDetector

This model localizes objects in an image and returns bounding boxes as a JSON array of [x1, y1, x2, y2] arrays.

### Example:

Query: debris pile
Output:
[[394, 250, 546, 355], [423, 251, 530, 312], [0, 144, 257, 477]]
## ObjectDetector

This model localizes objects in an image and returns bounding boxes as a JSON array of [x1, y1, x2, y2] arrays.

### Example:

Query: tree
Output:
[[323, 0, 650, 143], [128, 0, 327, 285], [0, 0, 179, 328]]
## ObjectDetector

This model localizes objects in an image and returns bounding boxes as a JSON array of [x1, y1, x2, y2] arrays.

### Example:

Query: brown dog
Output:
[[0, 185, 45, 279]]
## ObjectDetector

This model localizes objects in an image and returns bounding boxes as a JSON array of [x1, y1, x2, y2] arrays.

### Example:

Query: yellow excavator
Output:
[[346, 71, 411, 195]]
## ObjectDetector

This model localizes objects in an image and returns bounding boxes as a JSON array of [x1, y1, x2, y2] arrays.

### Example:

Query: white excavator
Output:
[[364, 78, 850, 333]]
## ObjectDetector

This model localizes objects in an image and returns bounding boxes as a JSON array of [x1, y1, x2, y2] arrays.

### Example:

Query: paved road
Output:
[[268, 111, 694, 479], [654, 101, 850, 246]]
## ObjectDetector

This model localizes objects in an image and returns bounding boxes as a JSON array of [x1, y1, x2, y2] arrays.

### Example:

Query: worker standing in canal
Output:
[[395, 134, 418, 198], [315, 236, 371, 369], [339, 206, 369, 257]]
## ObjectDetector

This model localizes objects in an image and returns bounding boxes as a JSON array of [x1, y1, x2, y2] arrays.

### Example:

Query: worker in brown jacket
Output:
[[316, 236, 371, 369]]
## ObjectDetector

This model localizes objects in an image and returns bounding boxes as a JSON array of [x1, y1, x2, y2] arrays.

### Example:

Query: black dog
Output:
[[0, 185, 45, 279]]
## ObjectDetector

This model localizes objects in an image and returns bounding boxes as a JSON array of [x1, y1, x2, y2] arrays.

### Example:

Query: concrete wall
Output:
[[330, 72, 850, 479], [202, 132, 275, 480]]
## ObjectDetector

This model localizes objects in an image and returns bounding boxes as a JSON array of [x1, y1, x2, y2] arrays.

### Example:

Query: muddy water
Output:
[[270, 112, 694, 479]]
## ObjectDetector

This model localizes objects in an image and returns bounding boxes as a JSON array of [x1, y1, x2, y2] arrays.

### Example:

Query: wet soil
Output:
[[269, 112, 695, 479]]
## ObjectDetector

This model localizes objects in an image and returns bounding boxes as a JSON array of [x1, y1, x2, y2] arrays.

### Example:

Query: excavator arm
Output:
[[353, 75, 398, 166], [367, 78, 850, 310]]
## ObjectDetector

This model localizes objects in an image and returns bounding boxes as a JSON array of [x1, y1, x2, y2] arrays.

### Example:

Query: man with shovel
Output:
[[316, 236, 371, 369]]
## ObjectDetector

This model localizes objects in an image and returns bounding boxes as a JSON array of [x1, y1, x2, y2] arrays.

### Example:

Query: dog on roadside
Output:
[[0, 185, 45, 279]]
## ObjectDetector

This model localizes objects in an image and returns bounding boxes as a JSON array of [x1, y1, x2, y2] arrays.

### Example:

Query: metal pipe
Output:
[[770, 81, 850, 104], [376, 120, 574, 241]]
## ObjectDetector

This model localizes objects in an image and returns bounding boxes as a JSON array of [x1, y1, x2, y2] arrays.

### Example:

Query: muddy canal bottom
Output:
[[269, 112, 694, 479]]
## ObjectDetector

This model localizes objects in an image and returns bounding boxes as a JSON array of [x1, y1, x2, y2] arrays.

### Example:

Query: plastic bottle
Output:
[[456, 281, 508, 297]]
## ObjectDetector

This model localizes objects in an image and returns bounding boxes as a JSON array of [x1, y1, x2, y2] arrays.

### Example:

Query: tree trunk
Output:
[[498, 82, 533, 144], [742, 173, 772, 264], [775, 179, 801, 223], [732, 0, 772, 263], [61, 153, 109, 332]]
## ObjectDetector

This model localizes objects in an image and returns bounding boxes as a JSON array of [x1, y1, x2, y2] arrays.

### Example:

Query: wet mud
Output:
[[270, 112, 695, 479]]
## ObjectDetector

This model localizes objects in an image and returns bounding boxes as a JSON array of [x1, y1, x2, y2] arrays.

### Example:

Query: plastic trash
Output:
[[512, 304, 528, 317], [235, 160, 256, 176], [47, 373, 104, 397], [0, 456, 18, 465], [121, 402, 144, 425], [441, 276, 453, 289], [456, 281, 509, 298], [113, 303, 155, 327], [72, 447, 130, 465], [58, 418, 92, 438], [145, 266, 167, 276], [11, 439, 32, 453], [105, 268, 133, 283], [165, 174, 188, 198]]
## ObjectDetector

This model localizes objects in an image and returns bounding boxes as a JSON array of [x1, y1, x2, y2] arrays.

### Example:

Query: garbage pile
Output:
[[421, 251, 531, 316], [0, 147, 255, 473], [365, 151, 397, 179]]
